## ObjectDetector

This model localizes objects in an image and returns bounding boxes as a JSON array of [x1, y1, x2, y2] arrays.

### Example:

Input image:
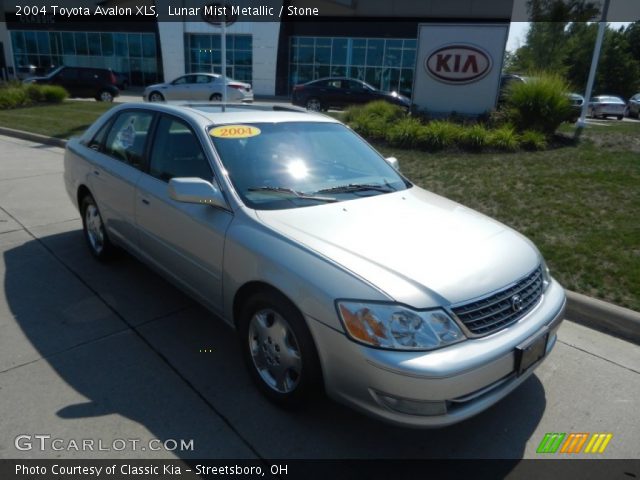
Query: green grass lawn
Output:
[[0, 101, 114, 139], [1, 102, 638, 310], [380, 123, 640, 311]]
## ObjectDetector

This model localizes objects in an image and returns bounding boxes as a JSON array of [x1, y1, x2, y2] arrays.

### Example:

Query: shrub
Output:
[[384, 117, 424, 148], [344, 101, 405, 140], [40, 85, 68, 103], [520, 130, 548, 151], [459, 124, 489, 151], [487, 125, 519, 151], [0, 87, 28, 109], [504, 72, 573, 135], [25, 83, 44, 103], [421, 120, 463, 151], [0, 83, 68, 109]]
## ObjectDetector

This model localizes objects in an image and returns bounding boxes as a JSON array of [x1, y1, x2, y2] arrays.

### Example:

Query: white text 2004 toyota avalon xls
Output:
[[64, 103, 566, 427]]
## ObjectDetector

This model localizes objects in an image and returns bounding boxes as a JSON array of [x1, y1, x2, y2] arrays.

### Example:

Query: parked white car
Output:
[[143, 73, 253, 103], [588, 95, 626, 120]]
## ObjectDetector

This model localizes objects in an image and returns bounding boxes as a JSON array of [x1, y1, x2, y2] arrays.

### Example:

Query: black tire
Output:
[[148, 91, 164, 102], [305, 97, 323, 112], [617, 115, 623, 120], [238, 290, 322, 407], [80, 194, 115, 261], [96, 90, 114, 102], [210, 93, 222, 102]]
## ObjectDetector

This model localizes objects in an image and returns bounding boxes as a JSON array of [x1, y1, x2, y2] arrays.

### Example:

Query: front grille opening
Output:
[[452, 266, 544, 336]]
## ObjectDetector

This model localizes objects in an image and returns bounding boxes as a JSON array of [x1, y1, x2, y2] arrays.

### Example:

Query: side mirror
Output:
[[385, 156, 400, 171], [168, 177, 226, 209]]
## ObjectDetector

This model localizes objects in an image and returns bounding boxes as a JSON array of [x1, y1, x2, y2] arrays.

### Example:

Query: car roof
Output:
[[107, 102, 341, 128]]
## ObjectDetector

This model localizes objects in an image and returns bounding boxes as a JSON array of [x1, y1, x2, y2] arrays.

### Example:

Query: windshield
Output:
[[209, 122, 409, 210]]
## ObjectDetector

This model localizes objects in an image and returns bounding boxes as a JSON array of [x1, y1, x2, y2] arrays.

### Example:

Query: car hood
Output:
[[255, 186, 540, 307]]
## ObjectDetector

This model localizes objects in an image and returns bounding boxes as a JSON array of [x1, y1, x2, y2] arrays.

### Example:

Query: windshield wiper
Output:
[[247, 186, 337, 203], [315, 183, 396, 194]]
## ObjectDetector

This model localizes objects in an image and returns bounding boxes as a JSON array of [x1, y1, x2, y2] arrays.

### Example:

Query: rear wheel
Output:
[[239, 291, 322, 407], [97, 90, 114, 102], [148, 91, 164, 102], [81, 194, 114, 261], [210, 93, 222, 102]]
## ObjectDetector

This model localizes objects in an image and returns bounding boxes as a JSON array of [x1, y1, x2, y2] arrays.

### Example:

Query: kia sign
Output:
[[425, 44, 492, 84], [412, 24, 509, 115]]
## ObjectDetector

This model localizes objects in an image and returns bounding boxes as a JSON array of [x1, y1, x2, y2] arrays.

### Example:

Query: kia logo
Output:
[[425, 44, 492, 84]]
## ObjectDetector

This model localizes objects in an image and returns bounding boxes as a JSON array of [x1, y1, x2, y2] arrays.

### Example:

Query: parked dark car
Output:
[[24, 66, 120, 102], [113, 71, 130, 90], [291, 78, 410, 111], [626, 93, 640, 118]]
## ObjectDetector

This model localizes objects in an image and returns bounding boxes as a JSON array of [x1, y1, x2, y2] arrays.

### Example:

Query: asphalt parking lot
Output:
[[0, 134, 639, 461]]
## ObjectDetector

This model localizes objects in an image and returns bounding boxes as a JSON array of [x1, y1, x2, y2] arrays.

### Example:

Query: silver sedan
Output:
[[143, 73, 253, 103], [588, 95, 626, 120], [64, 103, 565, 427]]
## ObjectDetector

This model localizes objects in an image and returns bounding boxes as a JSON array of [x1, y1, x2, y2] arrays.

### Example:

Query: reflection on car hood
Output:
[[256, 186, 539, 306]]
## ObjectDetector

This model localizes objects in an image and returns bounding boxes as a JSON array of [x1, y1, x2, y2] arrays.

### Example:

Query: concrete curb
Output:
[[1, 127, 639, 344], [565, 290, 640, 345], [0, 126, 67, 148]]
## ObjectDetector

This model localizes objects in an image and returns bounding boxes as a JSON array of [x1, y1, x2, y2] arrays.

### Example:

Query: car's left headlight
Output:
[[337, 301, 465, 351]]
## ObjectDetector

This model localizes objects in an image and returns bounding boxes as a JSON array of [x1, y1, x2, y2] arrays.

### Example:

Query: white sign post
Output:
[[412, 23, 510, 116]]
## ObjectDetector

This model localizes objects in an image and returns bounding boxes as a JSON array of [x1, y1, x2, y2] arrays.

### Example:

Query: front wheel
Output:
[[81, 195, 114, 261], [239, 291, 322, 407], [305, 97, 323, 112], [97, 90, 114, 102]]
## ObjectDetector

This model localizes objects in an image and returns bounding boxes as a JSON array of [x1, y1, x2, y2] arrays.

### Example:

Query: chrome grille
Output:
[[452, 266, 544, 336]]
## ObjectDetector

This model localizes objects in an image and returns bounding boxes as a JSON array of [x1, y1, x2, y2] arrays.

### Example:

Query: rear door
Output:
[[87, 109, 155, 250], [135, 114, 232, 313]]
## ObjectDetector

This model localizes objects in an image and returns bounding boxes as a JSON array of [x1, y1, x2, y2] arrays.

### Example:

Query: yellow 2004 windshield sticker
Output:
[[209, 125, 261, 139]]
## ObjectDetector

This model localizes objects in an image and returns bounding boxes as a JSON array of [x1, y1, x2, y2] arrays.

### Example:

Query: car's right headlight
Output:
[[337, 301, 465, 351]]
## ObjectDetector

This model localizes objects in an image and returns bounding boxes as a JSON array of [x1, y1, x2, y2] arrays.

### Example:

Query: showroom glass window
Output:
[[289, 37, 416, 97], [185, 34, 253, 83], [9, 30, 160, 86]]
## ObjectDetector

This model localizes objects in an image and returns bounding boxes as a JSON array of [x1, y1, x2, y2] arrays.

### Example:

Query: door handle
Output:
[[141, 198, 150, 205], [93, 170, 100, 176]]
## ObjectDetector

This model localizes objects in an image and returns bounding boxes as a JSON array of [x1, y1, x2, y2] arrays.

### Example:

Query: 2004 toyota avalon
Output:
[[63, 103, 566, 427]]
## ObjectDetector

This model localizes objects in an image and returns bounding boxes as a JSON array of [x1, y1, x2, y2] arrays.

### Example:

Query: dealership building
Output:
[[0, 0, 513, 111]]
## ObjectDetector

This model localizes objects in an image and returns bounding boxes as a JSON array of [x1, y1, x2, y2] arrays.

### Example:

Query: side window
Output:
[[148, 116, 212, 182], [173, 76, 188, 85], [57, 68, 78, 80], [196, 75, 212, 84], [87, 118, 112, 150], [104, 111, 154, 168]]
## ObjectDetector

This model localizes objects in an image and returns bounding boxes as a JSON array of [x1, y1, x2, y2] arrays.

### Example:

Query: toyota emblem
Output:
[[511, 294, 523, 313]]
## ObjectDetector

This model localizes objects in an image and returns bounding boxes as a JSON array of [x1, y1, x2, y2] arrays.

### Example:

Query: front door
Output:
[[135, 114, 232, 313]]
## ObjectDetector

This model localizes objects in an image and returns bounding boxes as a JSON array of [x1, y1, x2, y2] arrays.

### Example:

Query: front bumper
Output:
[[307, 279, 566, 427]]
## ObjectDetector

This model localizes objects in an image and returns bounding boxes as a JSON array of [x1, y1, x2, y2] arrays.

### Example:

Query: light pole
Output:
[[576, 0, 611, 135]]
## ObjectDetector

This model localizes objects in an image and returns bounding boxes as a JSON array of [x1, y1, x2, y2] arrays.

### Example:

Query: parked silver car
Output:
[[64, 103, 565, 427], [588, 95, 626, 120], [143, 73, 253, 103], [626, 93, 640, 118]]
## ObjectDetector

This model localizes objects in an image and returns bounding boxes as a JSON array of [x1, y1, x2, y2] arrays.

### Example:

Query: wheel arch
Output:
[[77, 184, 93, 210], [232, 281, 298, 330]]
